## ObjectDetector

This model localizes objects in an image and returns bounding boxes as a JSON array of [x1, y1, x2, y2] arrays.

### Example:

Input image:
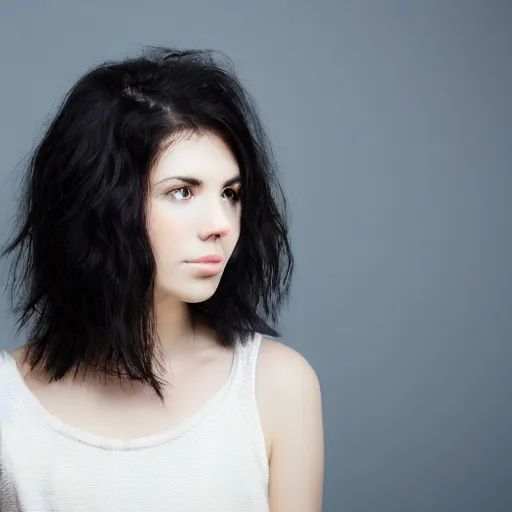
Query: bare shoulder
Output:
[[256, 337, 324, 510], [255, 337, 322, 442], [256, 337, 322, 429], [257, 336, 321, 393]]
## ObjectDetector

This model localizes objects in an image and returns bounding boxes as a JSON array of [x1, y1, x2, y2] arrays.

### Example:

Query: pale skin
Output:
[[9, 131, 324, 510]]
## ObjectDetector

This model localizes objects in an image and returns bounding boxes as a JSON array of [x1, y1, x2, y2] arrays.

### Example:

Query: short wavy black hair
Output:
[[1, 46, 293, 399]]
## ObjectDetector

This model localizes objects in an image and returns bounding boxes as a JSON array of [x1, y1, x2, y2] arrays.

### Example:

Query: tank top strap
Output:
[[0, 350, 17, 422], [0, 349, 13, 367], [0, 349, 18, 383], [231, 332, 263, 397], [229, 332, 269, 482]]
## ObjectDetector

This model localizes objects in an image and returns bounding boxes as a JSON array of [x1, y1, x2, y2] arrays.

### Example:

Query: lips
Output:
[[186, 255, 223, 264]]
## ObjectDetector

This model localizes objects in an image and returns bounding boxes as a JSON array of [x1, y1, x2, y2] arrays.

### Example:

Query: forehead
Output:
[[152, 131, 239, 182]]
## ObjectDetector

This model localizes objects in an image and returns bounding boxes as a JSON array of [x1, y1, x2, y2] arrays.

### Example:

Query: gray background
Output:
[[1, 1, 511, 511]]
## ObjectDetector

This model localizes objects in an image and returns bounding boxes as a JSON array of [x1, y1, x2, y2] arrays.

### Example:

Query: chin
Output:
[[157, 279, 221, 304]]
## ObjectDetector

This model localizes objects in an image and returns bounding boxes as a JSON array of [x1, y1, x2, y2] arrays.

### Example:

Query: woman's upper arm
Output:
[[258, 339, 325, 511]]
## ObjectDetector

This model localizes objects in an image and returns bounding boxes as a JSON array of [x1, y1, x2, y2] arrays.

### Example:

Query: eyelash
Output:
[[166, 186, 242, 203]]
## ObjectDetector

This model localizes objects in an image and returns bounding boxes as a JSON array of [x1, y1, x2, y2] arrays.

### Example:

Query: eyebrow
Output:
[[155, 175, 241, 187]]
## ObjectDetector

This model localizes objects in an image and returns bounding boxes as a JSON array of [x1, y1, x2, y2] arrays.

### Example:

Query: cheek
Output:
[[147, 206, 188, 261], [227, 212, 241, 250]]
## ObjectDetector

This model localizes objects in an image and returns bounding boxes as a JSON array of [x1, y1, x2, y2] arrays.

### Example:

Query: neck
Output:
[[152, 290, 197, 359]]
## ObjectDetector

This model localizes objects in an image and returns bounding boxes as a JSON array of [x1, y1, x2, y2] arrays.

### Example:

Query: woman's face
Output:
[[147, 131, 242, 304]]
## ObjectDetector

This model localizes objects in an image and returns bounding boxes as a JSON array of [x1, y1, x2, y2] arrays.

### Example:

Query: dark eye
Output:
[[223, 187, 241, 202], [168, 187, 192, 201]]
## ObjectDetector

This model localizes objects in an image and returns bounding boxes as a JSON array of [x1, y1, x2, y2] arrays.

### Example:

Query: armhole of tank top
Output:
[[248, 333, 270, 481]]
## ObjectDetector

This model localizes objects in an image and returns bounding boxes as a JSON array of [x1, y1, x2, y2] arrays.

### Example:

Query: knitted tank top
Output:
[[0, 333, 269, 511]]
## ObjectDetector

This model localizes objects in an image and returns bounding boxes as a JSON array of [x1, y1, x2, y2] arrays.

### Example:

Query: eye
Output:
[[167, 186, 192, 201], [223, 185, 242, 202]]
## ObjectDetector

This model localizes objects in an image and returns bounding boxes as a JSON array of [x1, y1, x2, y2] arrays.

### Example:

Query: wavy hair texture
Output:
[[1, 46, 293, 400]]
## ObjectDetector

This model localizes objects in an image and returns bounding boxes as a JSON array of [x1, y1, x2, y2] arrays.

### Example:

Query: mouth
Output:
[[186, 255, 223, 264], [185, 260, 223, 277]]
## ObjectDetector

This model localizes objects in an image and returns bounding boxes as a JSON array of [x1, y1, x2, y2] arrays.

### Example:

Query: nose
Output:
[[198, 200, 231, 241]]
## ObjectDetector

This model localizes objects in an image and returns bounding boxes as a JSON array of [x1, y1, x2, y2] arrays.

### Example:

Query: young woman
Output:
[[0, 47, 324, 511]]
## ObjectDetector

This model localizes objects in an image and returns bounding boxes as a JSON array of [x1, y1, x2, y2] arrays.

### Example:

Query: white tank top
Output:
[[0, 333, 269, 512]]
